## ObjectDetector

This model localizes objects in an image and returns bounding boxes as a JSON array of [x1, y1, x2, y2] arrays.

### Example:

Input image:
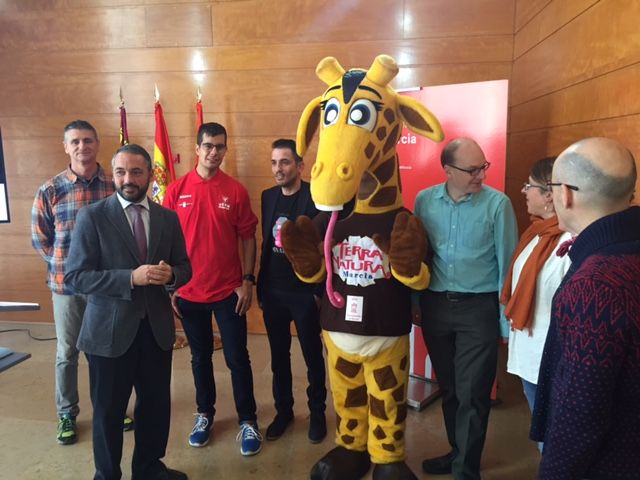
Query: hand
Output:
[[373, 212, 427, 278], [132, 261, 174, 286], [280, 216, 323, 278], [171, 293, 183, 319], [234, 281, 253, 316]]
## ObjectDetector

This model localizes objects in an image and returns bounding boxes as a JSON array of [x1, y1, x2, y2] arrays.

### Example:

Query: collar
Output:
[[116, 193, 151, 212], [65, 164, 107, 184]]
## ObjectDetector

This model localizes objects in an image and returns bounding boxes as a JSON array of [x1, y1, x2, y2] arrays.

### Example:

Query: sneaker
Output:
[[57, 413, 77, 445], [236, 422, 263, 456], [266, 413, 293, 441], [308, 412, 327, 444], [123, 415, 135, 432], [189, 413, 213, 447]]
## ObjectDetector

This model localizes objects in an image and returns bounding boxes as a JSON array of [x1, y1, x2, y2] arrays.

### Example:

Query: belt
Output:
[[436, 291, 489, 302]]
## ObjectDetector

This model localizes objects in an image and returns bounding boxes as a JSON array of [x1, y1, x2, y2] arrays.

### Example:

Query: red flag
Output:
[[119, 104, 129, 146], [151, 101, 176, 204]]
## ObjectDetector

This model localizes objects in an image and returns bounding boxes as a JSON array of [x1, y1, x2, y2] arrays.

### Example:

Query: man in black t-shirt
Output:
[[257, 139, 327, 443]]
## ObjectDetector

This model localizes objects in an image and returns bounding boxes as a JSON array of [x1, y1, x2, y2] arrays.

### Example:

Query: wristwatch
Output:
[[242, 274, 256, 285]]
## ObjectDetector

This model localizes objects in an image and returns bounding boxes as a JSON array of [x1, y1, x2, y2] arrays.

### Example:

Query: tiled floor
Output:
[[0, 322, 540, 479]]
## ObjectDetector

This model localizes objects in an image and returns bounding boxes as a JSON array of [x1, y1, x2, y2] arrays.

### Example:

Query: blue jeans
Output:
[[521, 378, 544, 453], [52, 292, 87, 417], [178, 294, 257, 424], [261, 288, 326, 416]]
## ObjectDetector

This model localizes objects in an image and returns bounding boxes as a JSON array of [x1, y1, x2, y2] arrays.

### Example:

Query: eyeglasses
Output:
[[200, 143, 226, 152], [448, 161, 491, 177], [522, 182, 549, 192], [546, 182, 580, 191]]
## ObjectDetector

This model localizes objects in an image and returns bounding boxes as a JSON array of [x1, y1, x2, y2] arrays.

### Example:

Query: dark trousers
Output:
[[178, 293, 257, 423], [87, 317, 172, 480], [262, 288, 327, 415], [420, 290, 499, 480]]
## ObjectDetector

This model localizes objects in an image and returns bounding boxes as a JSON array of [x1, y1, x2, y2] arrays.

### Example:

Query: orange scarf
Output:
[[500, 216, 564, 332]]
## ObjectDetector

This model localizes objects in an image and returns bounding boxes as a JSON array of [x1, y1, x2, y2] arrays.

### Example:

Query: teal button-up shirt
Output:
[[414, 183, 518, 336]]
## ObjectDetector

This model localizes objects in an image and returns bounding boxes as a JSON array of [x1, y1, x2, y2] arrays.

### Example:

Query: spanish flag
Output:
[[151, 101, 176, 204]]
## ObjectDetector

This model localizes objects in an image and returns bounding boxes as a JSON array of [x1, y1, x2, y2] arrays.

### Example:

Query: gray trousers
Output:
[[51, 292, 87, 417]]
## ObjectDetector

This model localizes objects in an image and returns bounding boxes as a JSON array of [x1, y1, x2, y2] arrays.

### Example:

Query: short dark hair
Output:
[[63, 120, 98, 141], [272, 138, 302, 163], [440, 138, 463, 167], [197, 122, 227, 146], [530, 156, 556, 186], [111, 143, 152, 171]]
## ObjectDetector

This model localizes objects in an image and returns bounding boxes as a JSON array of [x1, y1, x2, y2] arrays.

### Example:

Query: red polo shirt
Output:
[[164, 169, 257, 303]]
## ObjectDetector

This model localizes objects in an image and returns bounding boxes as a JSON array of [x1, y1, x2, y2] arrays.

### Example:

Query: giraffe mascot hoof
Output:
[[283, 55, 444, 480], [310, 446, 371, 480]]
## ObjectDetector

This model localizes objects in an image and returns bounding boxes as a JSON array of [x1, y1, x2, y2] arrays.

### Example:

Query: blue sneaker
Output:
[[189, 413, 213, 447], [236, 422, 262, 456]]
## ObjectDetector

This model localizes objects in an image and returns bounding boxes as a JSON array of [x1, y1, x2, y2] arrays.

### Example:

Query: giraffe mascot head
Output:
[[281, 55, 443, 480]]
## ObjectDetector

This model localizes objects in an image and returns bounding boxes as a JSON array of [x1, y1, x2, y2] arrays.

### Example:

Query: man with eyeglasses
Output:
[[413, 137, 518, 479], [163, 122, 263, 456], [531, 137, 640, 479]]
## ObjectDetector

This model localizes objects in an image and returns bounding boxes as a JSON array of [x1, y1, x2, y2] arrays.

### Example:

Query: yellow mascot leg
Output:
[[324, 331, 369, 453]]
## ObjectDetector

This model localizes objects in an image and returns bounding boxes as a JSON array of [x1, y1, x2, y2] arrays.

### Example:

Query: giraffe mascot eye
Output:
[[347, 99, 377, 131], [323, 98, 341, 127]]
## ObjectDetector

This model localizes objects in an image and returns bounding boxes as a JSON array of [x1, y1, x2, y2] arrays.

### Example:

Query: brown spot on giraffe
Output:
[[370, 186, 397, 208], [393, 430, 404, 441], [373, 425, 387, 440], [373, 157, 396, 186], [395, 403, 407, 424], [400, 356, 408, 371], [384, 108, 396, 124], [373, 365, 398, 391], [382, 124, 400, 155], [392, 385, 405, 402], [336, 357, 361, 378], [376, 126, 387, 141], [341, 434, 355, 445], [382, 443, 396, 452], [346, 419, 358, 431], [369, 394, 388, 420], [345, 385, 368, 408], [364, 141, 376, 159], [358, 171, 378, 200]]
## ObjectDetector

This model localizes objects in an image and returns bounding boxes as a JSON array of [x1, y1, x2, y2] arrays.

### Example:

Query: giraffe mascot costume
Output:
[[281, 55, 443, 480]]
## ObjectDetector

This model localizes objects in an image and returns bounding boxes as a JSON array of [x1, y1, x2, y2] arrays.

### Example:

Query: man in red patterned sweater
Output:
[[531, 137, 640, 479]]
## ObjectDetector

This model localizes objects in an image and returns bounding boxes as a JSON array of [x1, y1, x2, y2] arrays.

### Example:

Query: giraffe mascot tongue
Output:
[[281, 55, 443, 480]]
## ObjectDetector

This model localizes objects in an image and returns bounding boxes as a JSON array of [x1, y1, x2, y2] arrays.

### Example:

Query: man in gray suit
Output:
[[65, 144, 192, 480]]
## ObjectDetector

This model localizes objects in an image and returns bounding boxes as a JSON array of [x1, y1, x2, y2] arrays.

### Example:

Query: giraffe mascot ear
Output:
[[296, 57, 346, 157], [397, 95, 444, 142]]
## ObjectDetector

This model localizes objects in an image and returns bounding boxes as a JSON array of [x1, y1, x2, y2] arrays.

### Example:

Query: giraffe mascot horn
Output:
[[281, 55, 443, 480]]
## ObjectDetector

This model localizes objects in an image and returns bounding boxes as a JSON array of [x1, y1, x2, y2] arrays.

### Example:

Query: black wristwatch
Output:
[[242, 274, 256, 285]]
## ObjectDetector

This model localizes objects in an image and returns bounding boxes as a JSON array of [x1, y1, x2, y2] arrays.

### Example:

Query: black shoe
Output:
[[422, 450, 455, 475], [135, 467, 188, 480], [308, 412, 327, 444], [266, 413, 294, 441], [310, 446, 371, 480], [164, 469, 188, 480], [372, 461, 418, 480]]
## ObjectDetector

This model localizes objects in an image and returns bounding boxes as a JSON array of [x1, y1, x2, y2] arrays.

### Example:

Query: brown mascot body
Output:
[[281, 55, 443, 480]]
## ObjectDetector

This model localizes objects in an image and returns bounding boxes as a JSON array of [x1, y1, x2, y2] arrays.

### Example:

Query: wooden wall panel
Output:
[[0, 0, 516, 329], [513, 0, 598, 58], [405, 0, 514, 37], [511, 0, 640, 105], [507, 0, 640, 234], [514, 0, 551, 31], [0, 36, 513, 76]]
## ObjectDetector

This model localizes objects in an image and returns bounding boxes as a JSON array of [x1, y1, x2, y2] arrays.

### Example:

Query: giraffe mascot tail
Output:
[[281, 55, 443, 480]]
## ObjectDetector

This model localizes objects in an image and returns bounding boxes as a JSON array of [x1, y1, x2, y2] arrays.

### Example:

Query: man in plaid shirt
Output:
[[31, 120, 123, 445]]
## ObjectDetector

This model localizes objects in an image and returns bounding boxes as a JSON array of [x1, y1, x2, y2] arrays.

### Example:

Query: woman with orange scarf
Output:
[[500, 157, 572, 451]]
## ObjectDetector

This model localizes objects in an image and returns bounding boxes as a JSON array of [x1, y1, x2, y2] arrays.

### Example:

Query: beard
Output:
[[116, 182, 149, 203]]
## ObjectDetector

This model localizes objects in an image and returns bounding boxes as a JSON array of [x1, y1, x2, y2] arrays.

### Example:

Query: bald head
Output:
[[555, 137, 636, 204], [441, 137, 483, 167], [552, 137, 636, 234]]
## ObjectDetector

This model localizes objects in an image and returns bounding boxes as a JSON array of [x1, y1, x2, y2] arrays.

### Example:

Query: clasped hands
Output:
[[132, 260, 174, 286]]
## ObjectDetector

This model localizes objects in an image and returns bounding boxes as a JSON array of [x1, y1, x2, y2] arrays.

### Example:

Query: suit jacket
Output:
[[65, 193, 192, 358], [257, 180, 318, 302]]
